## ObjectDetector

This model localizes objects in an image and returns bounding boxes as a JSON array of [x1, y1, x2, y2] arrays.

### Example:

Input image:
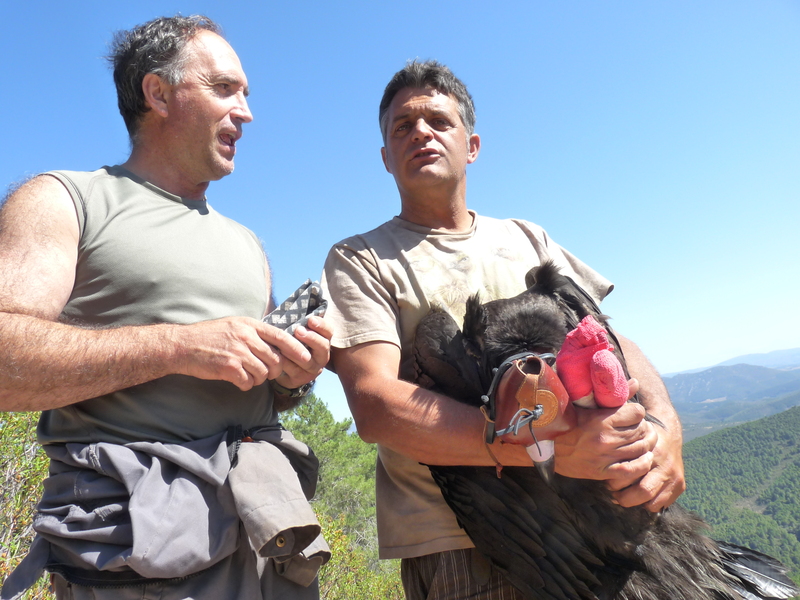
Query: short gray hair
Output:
[[107, 15, 221, 139]]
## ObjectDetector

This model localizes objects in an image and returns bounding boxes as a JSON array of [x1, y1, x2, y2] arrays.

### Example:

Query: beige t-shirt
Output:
[[321, 212, 612, 559]]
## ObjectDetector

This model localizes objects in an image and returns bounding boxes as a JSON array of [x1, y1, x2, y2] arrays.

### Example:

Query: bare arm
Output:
[[332, 341, 535, 467], [611, 336, 685, 511], [333, 338, 671, 476], [0, 176, 326, 412]]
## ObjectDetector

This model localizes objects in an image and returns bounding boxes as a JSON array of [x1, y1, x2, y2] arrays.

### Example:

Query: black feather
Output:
[[412, 260, 800, 600]]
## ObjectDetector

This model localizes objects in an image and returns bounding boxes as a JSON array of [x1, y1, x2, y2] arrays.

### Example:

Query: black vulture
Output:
[[411, 260, 799, 600]]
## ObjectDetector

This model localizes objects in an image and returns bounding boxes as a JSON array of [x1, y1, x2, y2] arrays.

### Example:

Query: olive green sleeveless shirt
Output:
[[37, 166, 275, 445]]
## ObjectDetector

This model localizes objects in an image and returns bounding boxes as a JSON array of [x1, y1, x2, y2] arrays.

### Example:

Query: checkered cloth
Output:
[[264, 279, 327, 336]]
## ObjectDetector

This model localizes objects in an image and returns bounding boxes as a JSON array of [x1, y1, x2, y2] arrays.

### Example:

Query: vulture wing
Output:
[[412, 306, 485, 404]]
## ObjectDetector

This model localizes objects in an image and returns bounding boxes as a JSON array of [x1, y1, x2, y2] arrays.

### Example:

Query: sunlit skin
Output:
[[331, 80, 684, 519], [123, 30, 253, 200], [381, 87, 480, 231]]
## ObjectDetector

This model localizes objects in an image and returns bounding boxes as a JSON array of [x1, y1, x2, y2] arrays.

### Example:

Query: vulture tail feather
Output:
[[717, 541, 800, 599]]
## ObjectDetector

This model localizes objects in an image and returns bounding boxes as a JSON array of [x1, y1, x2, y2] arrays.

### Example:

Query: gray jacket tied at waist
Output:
[[1, 426, 330, 599]]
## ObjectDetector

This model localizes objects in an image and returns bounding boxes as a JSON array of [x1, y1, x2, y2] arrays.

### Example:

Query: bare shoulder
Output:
[[3, 174, 73, 208], [0, 175, 80, 319], [1, 175, 79, 240]]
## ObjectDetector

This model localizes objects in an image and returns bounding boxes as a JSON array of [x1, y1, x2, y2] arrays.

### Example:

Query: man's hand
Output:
[[614, 336, 686, 512], [609, 416, 685, 512], [555, 335, 686, 513], [554, 400, 658, 484], [0, 174, 333, 412], [174, 315, 332, 392], [272, 315, 332, 390]]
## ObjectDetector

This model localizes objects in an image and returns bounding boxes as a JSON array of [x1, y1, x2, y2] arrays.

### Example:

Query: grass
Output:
[[0, 411, 53, 599]]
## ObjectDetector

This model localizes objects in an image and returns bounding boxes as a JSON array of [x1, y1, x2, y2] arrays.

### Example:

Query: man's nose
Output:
[[411, 118, 433, 142], [232, 93, 253, 123]]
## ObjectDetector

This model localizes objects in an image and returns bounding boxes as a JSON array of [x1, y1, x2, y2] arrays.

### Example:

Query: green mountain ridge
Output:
[[681, 405, 800, 585]]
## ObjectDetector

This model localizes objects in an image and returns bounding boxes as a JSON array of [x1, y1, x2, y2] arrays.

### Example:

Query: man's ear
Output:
[[141, 73, 170, 118], [467, 133, 481, 164], [381, 146, 392, 174]]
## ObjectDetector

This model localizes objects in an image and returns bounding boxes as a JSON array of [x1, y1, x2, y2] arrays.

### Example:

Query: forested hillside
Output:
[[682, 405, 800, 584]]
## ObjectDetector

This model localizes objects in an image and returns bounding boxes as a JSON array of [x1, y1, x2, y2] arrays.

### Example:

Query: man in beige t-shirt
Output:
[[322, 60, 685, 600]]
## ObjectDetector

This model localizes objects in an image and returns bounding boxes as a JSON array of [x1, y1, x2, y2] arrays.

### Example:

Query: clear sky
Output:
[[2, 1, 798, 421]]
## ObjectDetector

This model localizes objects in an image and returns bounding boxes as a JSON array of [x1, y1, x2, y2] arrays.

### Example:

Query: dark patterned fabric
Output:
[[264, 280, 327, 335], [401, 550, 524, 600]]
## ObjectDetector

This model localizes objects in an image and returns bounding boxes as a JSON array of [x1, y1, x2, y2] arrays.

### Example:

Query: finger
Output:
[[293, 325, 331, 368], [240, 354, 271, 387], [626, 377, 639, 400], [275, 356, 315, 382], [592, 409, 655, 455], [256, 324, 312, 364], [275, 351, 326, 387], [604, 451, 654, 491], [603, 431, 656, 466], [618, 420, 657, 452], [606, 402, 647, 428], [611, 469, 663, 508], [227, 364, 257, 391], [246, 337, 284, 375], [305, 315, 333, 340], [643, 492, 671, 513], [644, 478, 685, 512]]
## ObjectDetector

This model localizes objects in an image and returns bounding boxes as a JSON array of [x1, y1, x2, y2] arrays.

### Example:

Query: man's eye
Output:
[[217, 83, 231, 92]]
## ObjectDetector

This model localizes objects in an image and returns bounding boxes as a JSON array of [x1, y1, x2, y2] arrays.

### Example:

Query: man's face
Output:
[[164, 31, 253, 185], [381, 87, 479, 196]]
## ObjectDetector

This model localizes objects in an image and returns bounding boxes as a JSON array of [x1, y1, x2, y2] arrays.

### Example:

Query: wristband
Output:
[[270, 379, 314, 398]]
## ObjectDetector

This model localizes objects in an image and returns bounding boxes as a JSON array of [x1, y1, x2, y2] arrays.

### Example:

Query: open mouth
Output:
[[219, 133, 237, 148]]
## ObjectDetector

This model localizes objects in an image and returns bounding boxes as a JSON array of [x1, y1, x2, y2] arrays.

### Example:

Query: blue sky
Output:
[[2, 1, 798, 421]]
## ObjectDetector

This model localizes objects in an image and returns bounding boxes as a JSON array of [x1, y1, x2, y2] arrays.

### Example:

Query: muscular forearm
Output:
[[0, 312, 181, 411], [0, 311, 328, 413], [346, 374, 533, 468]]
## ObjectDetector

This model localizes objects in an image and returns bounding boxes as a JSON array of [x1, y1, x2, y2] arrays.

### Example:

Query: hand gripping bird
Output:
[[411, 260, 799, 600]]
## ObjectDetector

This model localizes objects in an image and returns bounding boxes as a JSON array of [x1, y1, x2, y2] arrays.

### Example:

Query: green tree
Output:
[[0, 411, 52, 599], [280, 394, 402, 595], [281, 395, 378, 542]]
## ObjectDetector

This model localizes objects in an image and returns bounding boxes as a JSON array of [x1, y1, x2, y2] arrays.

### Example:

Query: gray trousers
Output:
[[52, 536, 319, 600]]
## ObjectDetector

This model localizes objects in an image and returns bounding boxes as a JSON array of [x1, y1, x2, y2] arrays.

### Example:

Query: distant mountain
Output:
[[716, 347, 800, 370], [663, 347, 800, 377], [663, 362, 800, 442], [665, 364, 800, 405]]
